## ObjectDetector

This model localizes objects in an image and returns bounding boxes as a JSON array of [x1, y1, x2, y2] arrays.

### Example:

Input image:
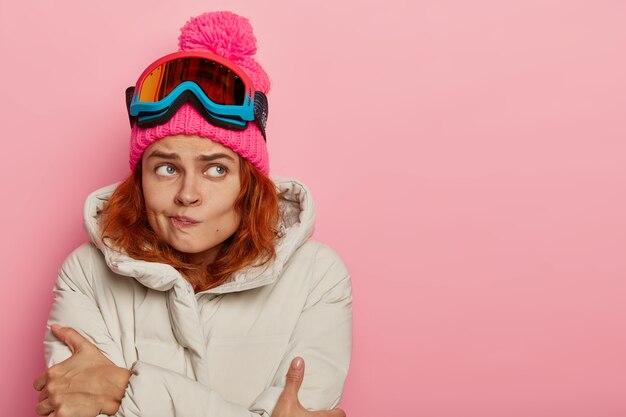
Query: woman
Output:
[[32, 11, 352, 417]]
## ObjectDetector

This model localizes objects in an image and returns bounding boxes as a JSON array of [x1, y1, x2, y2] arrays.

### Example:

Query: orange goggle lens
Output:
[[137, 57, 247, 106]]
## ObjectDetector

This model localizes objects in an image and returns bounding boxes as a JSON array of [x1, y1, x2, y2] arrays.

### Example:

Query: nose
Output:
[[175, 173, 201, 206]]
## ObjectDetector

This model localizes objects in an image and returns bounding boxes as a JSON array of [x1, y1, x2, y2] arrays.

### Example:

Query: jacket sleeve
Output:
[[44, 245, 125, 368], [44, 243, 352, 417], [248, 243, 353, 416]]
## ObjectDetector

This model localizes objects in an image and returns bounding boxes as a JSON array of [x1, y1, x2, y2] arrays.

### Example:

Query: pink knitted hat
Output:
[[129, 11, 270, 175]]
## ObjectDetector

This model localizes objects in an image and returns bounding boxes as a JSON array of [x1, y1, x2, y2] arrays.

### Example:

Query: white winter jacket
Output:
[[43, 176, 352, 417]]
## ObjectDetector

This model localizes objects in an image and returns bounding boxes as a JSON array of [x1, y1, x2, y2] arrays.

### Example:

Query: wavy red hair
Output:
[[99, 157, 281, 292]]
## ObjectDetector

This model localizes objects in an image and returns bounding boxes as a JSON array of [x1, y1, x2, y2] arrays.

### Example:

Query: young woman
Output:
[[32, 11, 351, 417]]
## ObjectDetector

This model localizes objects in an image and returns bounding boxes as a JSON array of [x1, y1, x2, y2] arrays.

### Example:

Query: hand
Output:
[[272, 357, 346, 417], [33, 325, 132, 417]]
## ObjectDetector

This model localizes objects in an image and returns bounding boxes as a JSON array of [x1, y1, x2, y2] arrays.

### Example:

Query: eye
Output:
[[206, 165, 227, 178], [155, 164, 177, 176]]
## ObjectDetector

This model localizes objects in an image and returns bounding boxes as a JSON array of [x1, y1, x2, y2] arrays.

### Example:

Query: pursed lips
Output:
[[169, 216, 201, 227]]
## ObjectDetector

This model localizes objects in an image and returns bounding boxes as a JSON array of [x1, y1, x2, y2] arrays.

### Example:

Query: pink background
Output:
[[1, 0, 625, 416]]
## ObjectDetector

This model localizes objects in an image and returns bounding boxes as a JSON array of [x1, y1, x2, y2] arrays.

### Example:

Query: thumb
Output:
[[282, 356, 305, 400], [51, 325, 88, 354]]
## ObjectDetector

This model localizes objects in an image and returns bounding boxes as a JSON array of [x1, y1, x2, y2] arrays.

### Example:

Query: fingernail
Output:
[[51, 324, 62, 331], [292, 357, 303, 370]]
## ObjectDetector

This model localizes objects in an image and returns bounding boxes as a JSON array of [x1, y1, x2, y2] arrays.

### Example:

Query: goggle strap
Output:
[[253, 92, 268, 140], [125, 86, 136, 128]]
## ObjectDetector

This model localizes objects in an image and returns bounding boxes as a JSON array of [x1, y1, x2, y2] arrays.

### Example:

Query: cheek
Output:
[[211, 190, 241, 226], [143, 198, 161, 232], [212, 208, 241, 238], [143, 194, 159, 214], [142, 184, 172, 232], [210, 201, 238, 227], [142, 182, 169, 213]]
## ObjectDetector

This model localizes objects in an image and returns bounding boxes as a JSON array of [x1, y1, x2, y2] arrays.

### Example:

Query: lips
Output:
[[169, 216, 201, 228]]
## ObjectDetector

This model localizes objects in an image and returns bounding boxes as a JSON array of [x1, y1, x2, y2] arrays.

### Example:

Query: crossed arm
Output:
[[33, 325, 346, 417]]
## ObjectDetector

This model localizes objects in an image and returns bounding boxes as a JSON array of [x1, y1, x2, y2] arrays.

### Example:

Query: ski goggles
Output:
[[126, 51, 268, 140]]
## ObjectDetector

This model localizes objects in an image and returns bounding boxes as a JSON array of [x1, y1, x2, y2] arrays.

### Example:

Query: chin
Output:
[[172, 243, 211, 255], [169, 239, 220, 256]]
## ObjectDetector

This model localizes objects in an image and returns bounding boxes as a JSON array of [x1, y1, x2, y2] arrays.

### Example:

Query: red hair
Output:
[[99, 157, 281, 292]]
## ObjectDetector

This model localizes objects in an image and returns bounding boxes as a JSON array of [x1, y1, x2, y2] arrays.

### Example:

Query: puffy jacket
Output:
[[43, 176, 352, 417]]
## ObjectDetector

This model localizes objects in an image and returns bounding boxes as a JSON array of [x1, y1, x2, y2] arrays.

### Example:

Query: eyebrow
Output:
[[147, 150, 236, 163]]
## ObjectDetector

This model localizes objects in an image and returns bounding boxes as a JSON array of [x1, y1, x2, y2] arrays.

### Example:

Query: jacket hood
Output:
[[83, 176, 316, 294]]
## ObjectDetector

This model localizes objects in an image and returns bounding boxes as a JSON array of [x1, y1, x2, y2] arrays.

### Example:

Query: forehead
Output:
[[144, 135, 239, 160]]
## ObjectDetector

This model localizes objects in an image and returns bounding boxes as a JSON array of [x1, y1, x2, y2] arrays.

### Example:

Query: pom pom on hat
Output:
[[179, 11, 257, 61]]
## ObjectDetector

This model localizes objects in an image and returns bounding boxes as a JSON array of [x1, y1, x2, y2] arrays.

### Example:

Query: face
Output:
[[141, 134, 241, 266]]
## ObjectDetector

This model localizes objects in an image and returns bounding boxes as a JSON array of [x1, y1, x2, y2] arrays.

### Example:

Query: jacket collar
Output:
[[83, 176, 315, 294]]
